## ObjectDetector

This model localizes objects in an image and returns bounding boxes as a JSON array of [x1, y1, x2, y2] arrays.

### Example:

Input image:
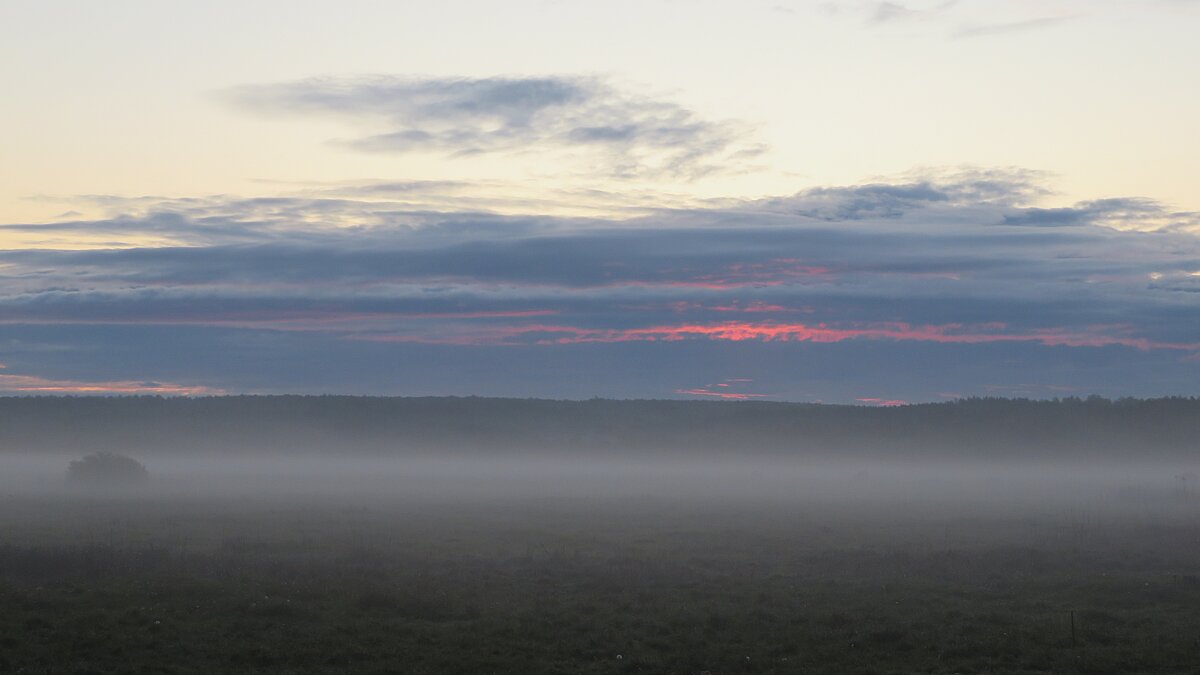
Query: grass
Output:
[[2, 486, 1200, 674]]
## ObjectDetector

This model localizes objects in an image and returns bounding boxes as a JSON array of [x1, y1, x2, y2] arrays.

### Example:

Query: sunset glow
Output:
[[353, 321, 1200, 353]]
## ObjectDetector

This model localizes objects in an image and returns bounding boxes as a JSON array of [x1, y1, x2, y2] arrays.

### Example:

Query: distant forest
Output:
[[0, 395, 1197, 459]]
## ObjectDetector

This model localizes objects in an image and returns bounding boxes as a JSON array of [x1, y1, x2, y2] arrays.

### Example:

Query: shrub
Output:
[[66, 452, 149, 486]]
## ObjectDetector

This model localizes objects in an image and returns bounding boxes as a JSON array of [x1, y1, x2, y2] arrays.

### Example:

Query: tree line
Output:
[[0, 395, 1196, 458]]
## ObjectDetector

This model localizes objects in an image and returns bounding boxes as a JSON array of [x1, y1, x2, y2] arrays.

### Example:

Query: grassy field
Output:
[[2, 460, 1200, 674]]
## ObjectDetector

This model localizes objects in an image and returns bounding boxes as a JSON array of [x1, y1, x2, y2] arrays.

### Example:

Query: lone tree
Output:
[[67, 452, 149, 487], [1176, 471, 1198, 499]]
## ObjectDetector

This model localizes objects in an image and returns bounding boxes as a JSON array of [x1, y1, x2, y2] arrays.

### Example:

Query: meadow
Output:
[[2, 457, 1200, 674]]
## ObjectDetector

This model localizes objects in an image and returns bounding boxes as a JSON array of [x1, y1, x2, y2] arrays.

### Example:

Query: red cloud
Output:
[[355, 320, 1200, 353], [674, 388, 769, 400]]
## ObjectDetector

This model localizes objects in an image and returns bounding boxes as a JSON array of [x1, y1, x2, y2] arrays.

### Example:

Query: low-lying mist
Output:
[[5, 397, 1200, 673], [3, 450, 1196, 514]]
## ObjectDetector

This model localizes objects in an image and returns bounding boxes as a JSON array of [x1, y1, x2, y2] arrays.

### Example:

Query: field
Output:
[[2, 457, 1200, 674]]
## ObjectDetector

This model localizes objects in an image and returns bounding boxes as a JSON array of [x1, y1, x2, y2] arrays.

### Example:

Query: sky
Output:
[[1, 0, 1198, 403]]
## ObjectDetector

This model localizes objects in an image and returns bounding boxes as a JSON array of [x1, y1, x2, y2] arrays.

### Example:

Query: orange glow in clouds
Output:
[[0, 370, 220, 396], [675, 377, 769, 400], [856, 397, 909, 407], [358, 320, 1200, 353]]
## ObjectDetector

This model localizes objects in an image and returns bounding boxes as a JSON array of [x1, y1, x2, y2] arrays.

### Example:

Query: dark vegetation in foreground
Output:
[[3, 493, 1200, 674], [2, 395, 1200, 457]]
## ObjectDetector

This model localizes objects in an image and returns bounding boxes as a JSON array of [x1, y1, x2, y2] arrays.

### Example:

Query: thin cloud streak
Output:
[[225, 75, 764, 180], [954, 15, 1079, 38], [675, 388, 770, 400], [0, 373, 221, 396], [675, 377, 770, 400], [351, 320, 1200, 352], [856, 397, 909, 406]]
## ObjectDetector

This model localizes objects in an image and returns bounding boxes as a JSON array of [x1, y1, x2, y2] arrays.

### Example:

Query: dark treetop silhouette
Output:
[[3, 395, 1198, 459]]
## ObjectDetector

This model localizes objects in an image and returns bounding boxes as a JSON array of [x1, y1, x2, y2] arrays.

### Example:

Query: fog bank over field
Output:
[[2, 447, 1196, 520], [4, 397, 1200, 674], [2, 395, 1197, 515]]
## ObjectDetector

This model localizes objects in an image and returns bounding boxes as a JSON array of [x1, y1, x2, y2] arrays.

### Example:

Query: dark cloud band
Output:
[[2, 172, 1198, 399]]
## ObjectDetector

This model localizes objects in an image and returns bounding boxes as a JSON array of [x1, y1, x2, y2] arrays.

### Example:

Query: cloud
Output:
[[676, 377, 771, 400], [954, 15, 1079, 39], [3, 170, 1200, 400], [855, 397, 908, 406], [825, 2, 1082, 39], [819, 0, 958, 25], [871, 2, 919, 22], [0, 371, 221, 395], [225, 75, 763, 180], [869, 1, 962, 23], [3, 173, 1198, 329], [1002, 198, 1200, 231], [350, 320, 1200, 353], [674, 387, 745, 398]]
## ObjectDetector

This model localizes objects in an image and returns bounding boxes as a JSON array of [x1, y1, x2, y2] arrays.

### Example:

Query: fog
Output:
[[6, 399, 1200, 673], [4, 449, 1196, 515]]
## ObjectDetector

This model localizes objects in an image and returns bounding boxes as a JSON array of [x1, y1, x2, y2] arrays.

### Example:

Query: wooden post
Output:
[[1070, 610, 1077, 647]]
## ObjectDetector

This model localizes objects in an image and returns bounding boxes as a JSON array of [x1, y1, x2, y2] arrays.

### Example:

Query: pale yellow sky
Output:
[[1, 0, 1197, 229]]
